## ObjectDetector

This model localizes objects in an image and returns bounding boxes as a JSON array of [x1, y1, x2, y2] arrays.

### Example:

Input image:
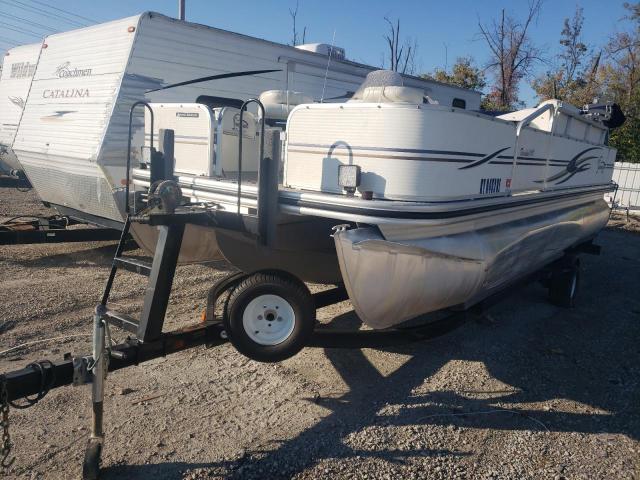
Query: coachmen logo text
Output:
[[43, 62, 92, 99], [54, 61, 93, 78]]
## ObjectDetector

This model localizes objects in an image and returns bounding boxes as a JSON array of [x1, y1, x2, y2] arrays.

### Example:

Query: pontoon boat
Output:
[[129, 71, 618, 359]]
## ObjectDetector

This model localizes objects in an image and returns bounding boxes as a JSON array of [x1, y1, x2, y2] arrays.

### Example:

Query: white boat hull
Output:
[[284, 102, 615, 201]]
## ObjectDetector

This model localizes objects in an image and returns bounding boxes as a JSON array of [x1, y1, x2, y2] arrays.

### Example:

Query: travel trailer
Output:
[[0, 43, 41, 177], [10, 12, 479, 228]]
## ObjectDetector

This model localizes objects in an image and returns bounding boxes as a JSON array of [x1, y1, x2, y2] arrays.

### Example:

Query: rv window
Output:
[[196, 96, 244, 109], [452, 98, 466, 109]]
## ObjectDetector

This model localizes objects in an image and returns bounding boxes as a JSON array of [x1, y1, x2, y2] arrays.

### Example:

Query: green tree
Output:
[[531, 6, 599, 107], [422, 56, 486, 91], [532, 2, 640, 161], [531, 61, 602, 109], [601, 2, 640, 162]]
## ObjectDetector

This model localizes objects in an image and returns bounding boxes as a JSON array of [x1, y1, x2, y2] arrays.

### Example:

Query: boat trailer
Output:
[[0, 207, 597, 478], [0, 100, 602, 478], [0, 205, 476, 478]]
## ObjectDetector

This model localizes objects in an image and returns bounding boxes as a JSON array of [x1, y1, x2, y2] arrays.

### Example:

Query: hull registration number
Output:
[[480, 178, 502, 194]]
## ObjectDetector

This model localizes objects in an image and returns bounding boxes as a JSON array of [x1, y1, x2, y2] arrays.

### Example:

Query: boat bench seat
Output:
[[259, 90, 314, 121]]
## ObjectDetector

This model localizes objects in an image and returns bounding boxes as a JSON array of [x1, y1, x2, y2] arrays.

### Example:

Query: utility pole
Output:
[[443, 42, 449, 71], [178, 0, 185, 20]]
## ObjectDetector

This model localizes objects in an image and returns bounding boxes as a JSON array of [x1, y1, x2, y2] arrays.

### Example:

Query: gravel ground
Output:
[[0, 188, 639, 480]]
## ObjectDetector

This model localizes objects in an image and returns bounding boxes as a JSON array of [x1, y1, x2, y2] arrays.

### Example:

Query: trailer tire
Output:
[[548, 257, 580, 308], [224, 272, 315, 362]]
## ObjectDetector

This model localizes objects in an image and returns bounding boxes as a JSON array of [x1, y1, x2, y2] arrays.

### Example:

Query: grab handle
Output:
[[511, 103, 556, 191]]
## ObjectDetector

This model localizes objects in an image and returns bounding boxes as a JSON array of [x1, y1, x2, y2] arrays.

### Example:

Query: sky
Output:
[[0, 0, 632, 106]]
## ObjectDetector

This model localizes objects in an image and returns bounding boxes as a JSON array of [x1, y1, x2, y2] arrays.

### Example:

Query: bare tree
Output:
[[478, 0, 544, 109], [383, 17, 417, 74], [289, 0, 307, 46]]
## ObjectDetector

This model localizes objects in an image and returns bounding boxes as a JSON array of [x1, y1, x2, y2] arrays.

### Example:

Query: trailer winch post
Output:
[[150, 128, 175, 186], [258, 129, 281, 247], [83, 305, 107, 480]]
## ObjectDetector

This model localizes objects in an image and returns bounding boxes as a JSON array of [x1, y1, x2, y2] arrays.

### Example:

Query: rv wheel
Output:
[[224, 272, 315, 362], [548, 257, 580, 308]]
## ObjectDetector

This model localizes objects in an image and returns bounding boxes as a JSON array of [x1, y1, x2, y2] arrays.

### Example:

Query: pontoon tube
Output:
[[333, 199, 609, 329]]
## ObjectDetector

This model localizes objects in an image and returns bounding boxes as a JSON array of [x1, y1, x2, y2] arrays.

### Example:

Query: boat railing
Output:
[[511, 102, 557, 192], [125, 101, 154, 215]]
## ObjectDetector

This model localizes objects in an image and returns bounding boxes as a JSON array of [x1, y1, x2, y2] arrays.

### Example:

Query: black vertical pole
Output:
[[136, 224, 185, 342]]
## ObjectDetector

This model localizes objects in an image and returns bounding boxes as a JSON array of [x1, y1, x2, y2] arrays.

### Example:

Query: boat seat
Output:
[[496, 99, 606, 143], [496, 108, 537, 123], [259, 90, 314, 121], [356, 85, 424, 104]]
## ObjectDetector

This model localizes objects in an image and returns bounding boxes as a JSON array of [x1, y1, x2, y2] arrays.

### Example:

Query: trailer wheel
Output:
[[224, 272, 315, 362], [548, 257, 580, 308]]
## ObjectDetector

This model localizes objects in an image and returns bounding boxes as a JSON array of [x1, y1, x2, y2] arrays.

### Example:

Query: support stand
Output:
[[82, 306, 106, 480]]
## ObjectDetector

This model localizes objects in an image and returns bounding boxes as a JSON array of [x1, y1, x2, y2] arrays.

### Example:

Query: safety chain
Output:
[[0, 361, 56, 470], [0, 377, 14, 468]]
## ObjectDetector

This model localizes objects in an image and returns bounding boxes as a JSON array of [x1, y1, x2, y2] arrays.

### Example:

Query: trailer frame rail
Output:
[[0, 215, 122, 245]]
